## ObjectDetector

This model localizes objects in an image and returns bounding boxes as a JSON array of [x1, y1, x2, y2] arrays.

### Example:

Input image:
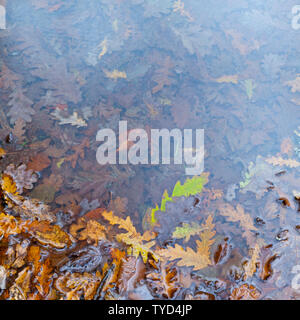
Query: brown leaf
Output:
[[28, 220, 71, 249], [27, 153, 51, 172], [230, 284, 261, 300]]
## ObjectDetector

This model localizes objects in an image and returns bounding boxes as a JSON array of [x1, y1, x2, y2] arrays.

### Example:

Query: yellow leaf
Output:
[[98, 38, 107, 59], [104, 69, 127, 80], [1, 174, 18, 195], [0, 147, 6, 157], [243, 241, 262, 280], [215, 75, 238, 84], [102, 210, 137, 236], [0, 212, 25, 238], [102, 210, 157, 263], [265, 156, 300, 168], [71, 218, 106, 245], [10, 267, 31, 300]]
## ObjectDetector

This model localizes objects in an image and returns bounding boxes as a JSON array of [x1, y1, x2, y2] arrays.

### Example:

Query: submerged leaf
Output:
[[158, 216, 215, 271]]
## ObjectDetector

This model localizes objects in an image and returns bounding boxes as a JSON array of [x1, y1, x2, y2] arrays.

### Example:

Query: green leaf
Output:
[[149, 173, 209, 225], [172, 222, 205, 242], [172, 174, 209, 197]]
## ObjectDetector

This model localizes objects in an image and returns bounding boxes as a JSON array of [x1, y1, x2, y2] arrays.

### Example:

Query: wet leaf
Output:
[[158, 216, 215, 271], [265, 156, 300, 168], [28, 220, 71, 249]]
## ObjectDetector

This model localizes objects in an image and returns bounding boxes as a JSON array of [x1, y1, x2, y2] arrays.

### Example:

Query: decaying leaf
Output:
[[60, 243, 112, 273], [4, 164, 38, 194], [28, 220, 71, 249], [146, 263, 180, 299], [27, 154, 51, 172], [152, 56, 174, 94], [243, 241, 262, 280], [51, 108, 87, 127], [55, 271, 102, 300], [65, 138, 89, 168], [7, 87, 35, 124], [108, 196, 128, 215], [230, 283, 261, 300], [70, 217, 106, 245], [5, 192, 56, 223]]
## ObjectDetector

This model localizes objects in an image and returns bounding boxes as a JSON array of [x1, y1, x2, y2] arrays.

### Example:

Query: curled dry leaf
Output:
[[55, 271, 102, 300], [230, 283, 261, 300], [70, 217, 106, 245], [146, 263, 180, 299], [4, 164, 38, 194], [5, 192, 56, 223], [28, 220, 71, 249], [60, 242, 112, 273]]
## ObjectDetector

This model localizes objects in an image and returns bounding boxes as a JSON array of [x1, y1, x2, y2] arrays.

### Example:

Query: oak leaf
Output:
[[172, 222, 206, 243], [65, 138, 89, 168], [28, 220, 71, 249], [104, 69, 127, 80], [265, 156, 300, 168], [243, 241, 263, 280], [0, 64, 20, 90], [5, 192, 56, 222], [0, 213, 25, 238], [150, 173, 209, 224], [70, 217, 106, 245], [55, 271, 102, 300], [27, 153, 51, 172], [51, 109, 87, 127], [158, 216, 215, 271], [4, 164, 38, 194], [102, 210, 157, 263], [152, 56, 174, 94], [220, 204, 257, 246], [7, 87, 35, 124], [215, 75, 238, 84], [12, 119, 26, 142], [230, 284, 261, 300]]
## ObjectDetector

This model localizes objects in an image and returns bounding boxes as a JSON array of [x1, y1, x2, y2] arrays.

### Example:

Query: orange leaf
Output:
[[28, 220, 71, 249]]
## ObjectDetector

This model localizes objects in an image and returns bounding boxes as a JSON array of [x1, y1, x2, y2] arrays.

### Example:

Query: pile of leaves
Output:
[[0, 163, 299, 300]]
